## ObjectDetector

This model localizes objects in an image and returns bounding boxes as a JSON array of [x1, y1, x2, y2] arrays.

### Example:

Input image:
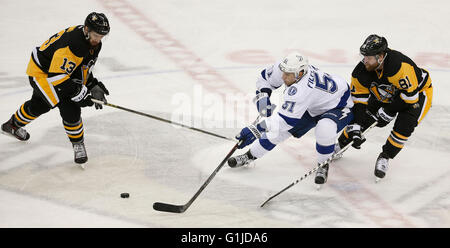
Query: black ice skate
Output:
[[374, 152, 389, 182], [72, 141, 88, 166], [315, 164, 329, 187], [1, 116, 30, 141], [228, 150, 255, 168]]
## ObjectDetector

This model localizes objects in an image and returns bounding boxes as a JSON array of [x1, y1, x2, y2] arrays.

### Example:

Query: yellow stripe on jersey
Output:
[[66, 26, 77, 33], [27, 59, 60, 107], [39, 26, 78, 52], [39, 29, 66, 51], [80, 65, 90, 85], [49, 46, 83, 75], [351, 77, 370, 94], [419, 69, 432, 92], [32, 77, 60, 107], [26, 57, 47, 78], [48, 73, 70, 86], [387, 62, 419, 93], [400, 92, 419, 104], [418, 86, 433, 124], [351, 77, 370, 105]]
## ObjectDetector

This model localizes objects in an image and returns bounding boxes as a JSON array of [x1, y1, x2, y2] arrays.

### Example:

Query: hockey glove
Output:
[[376, 108, 396, 127], [346, 124, 365, 149], [91, 81, 109, 109], [71, 85, 93, 107], [253, 89, 273, 117], [236, 122, 266, 149]]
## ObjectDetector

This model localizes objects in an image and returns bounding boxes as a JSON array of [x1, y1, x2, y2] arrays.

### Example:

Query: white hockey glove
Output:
[[71, 85, 93, 107]]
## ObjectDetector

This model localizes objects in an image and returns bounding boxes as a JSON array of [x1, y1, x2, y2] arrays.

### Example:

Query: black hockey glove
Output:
[[71, 85, 93, 107], [91, 81, 109, 109], [345, 124, 366, 149], [375, 107, 396, 127]]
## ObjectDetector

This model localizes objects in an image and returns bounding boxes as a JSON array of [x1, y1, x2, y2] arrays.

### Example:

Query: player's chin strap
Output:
[[260, 121, 378, 208], [90, 98, 234, 141], [375, 53, 387, 71]]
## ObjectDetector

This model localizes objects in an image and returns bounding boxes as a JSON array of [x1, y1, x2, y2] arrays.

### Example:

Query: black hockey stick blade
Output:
[[260, 182, 295, 208], [153, 202, 187, 213]]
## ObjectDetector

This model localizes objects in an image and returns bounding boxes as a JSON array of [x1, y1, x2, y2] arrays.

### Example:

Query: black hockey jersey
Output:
[[350, 49, 431, 115], [26, 25, 101, 107]]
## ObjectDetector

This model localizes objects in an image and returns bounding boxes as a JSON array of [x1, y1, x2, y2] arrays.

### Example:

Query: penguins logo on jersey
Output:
[[369, 82, 397, 103], [288, 86, 297, 96]]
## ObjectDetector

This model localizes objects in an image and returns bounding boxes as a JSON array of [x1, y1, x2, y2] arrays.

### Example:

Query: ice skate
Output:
[[72, 141, 88, 167], [374, 152, 389, 182], [228, 150, 255, 168], [315, 164, 329, 189], [1, 116, 30, 141]]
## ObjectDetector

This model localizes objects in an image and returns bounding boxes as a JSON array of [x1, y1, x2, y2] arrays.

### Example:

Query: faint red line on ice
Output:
[[227, 49, 450, 68], [98, 0, 242, 98]]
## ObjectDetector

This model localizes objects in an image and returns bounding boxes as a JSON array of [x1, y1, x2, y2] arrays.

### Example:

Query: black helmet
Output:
[[85, 12, 110, 35], [360, 34, 388, 56]]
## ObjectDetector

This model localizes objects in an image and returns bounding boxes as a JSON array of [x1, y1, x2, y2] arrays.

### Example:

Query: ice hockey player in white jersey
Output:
[[227, 52, 354, 186]]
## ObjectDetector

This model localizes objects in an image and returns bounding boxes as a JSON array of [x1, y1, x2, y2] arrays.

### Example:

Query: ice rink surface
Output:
[[0, 0, 449, 228]]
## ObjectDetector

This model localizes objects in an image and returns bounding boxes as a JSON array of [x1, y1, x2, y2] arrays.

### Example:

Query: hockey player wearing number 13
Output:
[[227, 52, 354, 186], [1, 12, 111, 166], [336, 34, 433, 181]]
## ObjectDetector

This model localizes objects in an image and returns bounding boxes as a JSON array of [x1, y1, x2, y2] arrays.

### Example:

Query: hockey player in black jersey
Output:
[[1, 12, 111, 166], [337, 34, 433, 181]]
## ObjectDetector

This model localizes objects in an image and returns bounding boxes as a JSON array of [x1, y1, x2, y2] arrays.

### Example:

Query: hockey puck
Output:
[[120, 193, 130, 198]]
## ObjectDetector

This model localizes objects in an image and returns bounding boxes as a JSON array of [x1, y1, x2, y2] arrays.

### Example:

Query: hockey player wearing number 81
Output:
[[1, 12, 111, 166], [336, 34, 433, 181], [227, 52, 354, 186]]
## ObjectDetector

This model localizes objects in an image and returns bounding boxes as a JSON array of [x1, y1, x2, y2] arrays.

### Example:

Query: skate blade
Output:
[[77, 163, 87, 170], [375, 177, 381, 183], [1, 131, 27, 141], [316, 184, 322, 190]]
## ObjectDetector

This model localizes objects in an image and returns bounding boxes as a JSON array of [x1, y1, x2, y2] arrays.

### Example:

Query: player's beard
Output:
[[364, 63, 378, 72], [89, 39, 100, 48]]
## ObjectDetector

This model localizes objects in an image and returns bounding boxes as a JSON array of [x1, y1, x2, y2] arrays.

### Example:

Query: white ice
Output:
[[0, 0, 449, 227]]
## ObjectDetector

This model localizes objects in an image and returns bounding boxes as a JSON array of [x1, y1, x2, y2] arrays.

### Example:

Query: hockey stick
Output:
[[260, 121, 378, 208], [153, 114, 263, 213], [91, 99, 233, 141]]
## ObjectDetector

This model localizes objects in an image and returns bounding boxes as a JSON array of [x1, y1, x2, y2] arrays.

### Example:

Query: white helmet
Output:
[[278, 52, 309, 78]]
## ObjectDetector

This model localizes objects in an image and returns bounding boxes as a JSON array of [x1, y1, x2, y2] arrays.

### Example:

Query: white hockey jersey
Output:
[[256, 61, 354, 132]]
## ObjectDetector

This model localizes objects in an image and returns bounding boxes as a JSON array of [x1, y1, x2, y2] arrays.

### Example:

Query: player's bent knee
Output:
[[315, 118, 337, 146]]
